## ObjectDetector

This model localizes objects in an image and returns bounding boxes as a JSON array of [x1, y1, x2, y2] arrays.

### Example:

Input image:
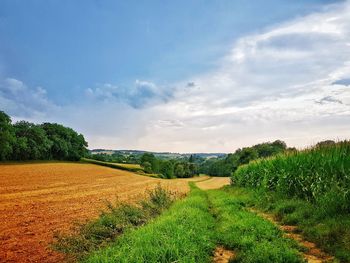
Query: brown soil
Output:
[[213, 246, 235, 263], [0, 163, 201, 263], [196, 177, 231, 190], [249, 208, 334, 263]]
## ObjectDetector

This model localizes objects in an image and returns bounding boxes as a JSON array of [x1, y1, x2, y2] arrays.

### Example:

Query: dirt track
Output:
[[196, 177, 231, 190], [0, 163, 203, 263]]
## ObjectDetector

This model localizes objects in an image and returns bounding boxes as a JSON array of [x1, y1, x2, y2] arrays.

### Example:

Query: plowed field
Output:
[[0, 163, 201, 263]]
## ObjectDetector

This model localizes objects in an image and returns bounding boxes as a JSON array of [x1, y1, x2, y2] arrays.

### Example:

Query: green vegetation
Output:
[[233, 140, 350, 213], [53, 185, 176, 260], [199, 140, 289, 176], [60, 184, 304, 263], [232, 140, 350, 262], [87, 151, 199, 178], [81, 158, 145, 173], [207, 189, 302, 263], [223, 186, 350, 262], [87, 152, 140, 165], [139, 153, 198, 178], [0, 110, 88, 161], [85, 184, 215, 263]]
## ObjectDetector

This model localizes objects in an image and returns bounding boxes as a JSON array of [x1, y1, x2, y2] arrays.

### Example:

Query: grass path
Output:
[[206, 189, 303, 263], [248, 208, 334, 263], [84, 182, 305, 263]]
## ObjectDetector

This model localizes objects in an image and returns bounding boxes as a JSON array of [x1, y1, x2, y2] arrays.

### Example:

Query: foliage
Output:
[[200, 140, 288, 176], [139, 153, 198, 178], [81, 158, 144, 173], [208, 189, 303, 263], [0, 111, 15, 160], [53, 185, 176, 261], [42, 123, 88, 160], [224, 186, 350, 262], [0, 110, 88, 161], [83, 185, 304, 263], [88, 153, 140, 164], [233, 140, 350, 213], [84, 184, 216, 263]]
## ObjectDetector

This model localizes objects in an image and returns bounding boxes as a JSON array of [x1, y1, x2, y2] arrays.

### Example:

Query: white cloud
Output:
[[3, 1, 350, 152], [0, 78, 58, 121], [133, 0, 350, 152], [85, 80, 172, 109]]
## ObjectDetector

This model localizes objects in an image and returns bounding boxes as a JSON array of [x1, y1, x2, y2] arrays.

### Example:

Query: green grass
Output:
[[111, 162, 142, 169], [207, 189, 303, 263], [233, 141, 350, 214], [224, 186, 350, 262], [81, 158, 145, 173], [80, 184, 304, 263], [230, 141, 350, 262], [53, 185, 175, 260], [84, 184, 216, 263]]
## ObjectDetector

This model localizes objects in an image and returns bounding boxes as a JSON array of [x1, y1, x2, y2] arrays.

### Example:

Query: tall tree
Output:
[[12, 121, 52, 160], [0, 111, 15, 160]]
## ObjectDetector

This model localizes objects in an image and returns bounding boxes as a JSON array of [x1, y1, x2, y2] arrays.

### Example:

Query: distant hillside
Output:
[[90, 149, 226, 159]]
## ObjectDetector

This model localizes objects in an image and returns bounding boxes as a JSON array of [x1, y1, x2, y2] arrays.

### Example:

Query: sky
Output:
[[1, 0, 350, 153]]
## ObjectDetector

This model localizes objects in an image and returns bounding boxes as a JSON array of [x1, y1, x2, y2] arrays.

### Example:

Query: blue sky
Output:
[[1, 0, 350, 152]]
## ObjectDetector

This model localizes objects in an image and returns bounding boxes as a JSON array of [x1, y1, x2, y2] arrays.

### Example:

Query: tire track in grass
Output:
[[249, 208, 334, 263], [207, 190, 304, 263], [83, 183, 306, 263]]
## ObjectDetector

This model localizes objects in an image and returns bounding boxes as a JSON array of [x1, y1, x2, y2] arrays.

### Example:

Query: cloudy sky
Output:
[[1, 0, 350, 152]]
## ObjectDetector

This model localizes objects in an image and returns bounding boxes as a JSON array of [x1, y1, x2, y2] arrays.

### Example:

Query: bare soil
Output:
[[0, 163, 200, 263], [213, 246, 236, 263]]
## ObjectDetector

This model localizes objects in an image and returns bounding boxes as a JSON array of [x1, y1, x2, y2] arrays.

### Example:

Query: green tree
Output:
[[143, 161, 153, 174], [159, 160, 174, 179], [0, 111, 15, 160], [140, 153, 159, 173], [41, 123, 88, 161], [13, 121, 52, 160], [174, 163, 185, 178]]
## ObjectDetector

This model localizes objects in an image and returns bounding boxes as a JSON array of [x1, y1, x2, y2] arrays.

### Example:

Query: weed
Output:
[[84, 184, 216, 263], [52, 184, 175, 260]]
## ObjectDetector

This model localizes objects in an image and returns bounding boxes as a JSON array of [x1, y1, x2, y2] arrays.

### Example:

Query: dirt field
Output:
[[196, 177, 231, 190], [0, 163, 204, 263]]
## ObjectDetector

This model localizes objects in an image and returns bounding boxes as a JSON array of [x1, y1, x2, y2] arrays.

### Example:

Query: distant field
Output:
[[112, 162, 142, 169], [196, 177, 231, 190], [81, 158, 145, 173], [0, 162, 203, 263]]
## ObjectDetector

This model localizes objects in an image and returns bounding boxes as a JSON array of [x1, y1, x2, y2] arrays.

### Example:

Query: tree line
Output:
[[0, 111, 88, 161], [88, 152, 199, 178], [88, 141, 292, 178], [199, 140, 292, 176], [140, 153, 198, 178]]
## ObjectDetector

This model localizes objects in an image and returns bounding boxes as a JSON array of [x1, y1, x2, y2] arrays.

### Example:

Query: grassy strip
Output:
[[207, 189, 303, 263], [111, 163, 142, 169], [53, 185, 175, 260], [84, 183, 216, 263], [81, 158, 146, 174], [84, 185, 306, 263], [224, 186, 350, 262]]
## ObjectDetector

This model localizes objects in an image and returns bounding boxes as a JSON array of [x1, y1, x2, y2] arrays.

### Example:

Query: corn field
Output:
[[233, 141, 350, 213]]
